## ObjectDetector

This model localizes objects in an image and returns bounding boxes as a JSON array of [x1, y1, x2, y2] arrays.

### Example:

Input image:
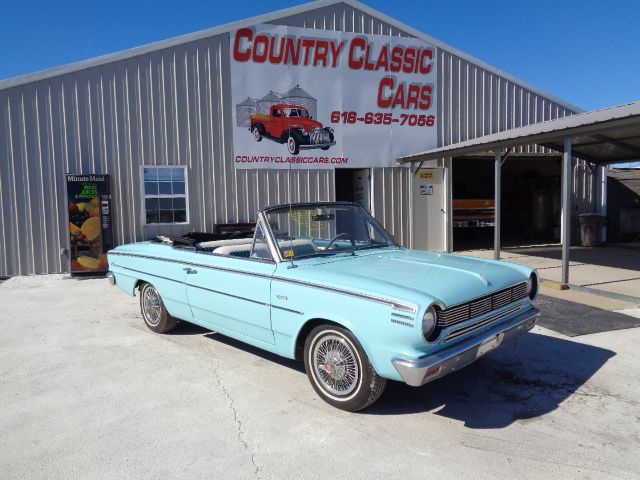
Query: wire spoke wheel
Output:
[[313, 334, 359, 396], [142, 286, 162, 326], [304, 326, 386, 411]]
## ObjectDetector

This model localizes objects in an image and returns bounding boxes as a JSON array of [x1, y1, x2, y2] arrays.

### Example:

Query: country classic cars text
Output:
[[233, 27, 435, 111]]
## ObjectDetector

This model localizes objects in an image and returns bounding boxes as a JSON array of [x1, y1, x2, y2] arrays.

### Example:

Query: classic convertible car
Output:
[[107, 202, 540, 411]]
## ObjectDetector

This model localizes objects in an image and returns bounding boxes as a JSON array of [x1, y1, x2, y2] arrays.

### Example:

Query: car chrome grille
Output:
[[437, 282, 529, 328], [445, 305, 523, 341], [310, 128, 330, 144]]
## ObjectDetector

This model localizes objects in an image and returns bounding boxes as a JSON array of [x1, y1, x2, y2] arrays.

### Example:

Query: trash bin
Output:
[[578, 213, 607, 247]]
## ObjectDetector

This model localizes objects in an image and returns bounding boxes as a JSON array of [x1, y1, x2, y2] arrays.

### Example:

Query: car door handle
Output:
[[183, 267, 198, 274]]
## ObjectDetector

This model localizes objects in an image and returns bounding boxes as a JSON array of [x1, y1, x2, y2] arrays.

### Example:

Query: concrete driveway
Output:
[[460, 245, 640, 301], [1, 275, 639, 479]]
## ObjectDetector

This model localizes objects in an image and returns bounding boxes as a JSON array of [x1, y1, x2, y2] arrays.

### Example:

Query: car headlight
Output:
[[422, 306, 437, 341], [526, 272, 539, 299], [299, 129, 309, 136]]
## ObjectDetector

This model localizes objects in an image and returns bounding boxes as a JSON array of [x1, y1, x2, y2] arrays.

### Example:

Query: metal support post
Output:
[[561, 137, 572, 286], [444, 157, 453, 253], [494, 151, 502, 260]]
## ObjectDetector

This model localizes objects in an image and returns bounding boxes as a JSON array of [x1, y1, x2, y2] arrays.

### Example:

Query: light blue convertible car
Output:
[[107, 202, 540, 411]]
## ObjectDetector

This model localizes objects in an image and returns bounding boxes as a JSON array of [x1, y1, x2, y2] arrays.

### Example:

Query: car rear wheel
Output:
[[252, 125, 262, 142], [304, 325, 386, 411], [287, 135, 300, 155], [139, 283, 178, 334]]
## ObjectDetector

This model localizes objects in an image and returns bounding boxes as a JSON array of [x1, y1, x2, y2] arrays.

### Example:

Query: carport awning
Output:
[[397, 101, 640, 165]]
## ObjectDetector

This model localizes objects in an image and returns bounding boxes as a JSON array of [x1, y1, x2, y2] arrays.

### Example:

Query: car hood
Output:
[[283, 248, 532, 309], [296, 118, 324, 131]]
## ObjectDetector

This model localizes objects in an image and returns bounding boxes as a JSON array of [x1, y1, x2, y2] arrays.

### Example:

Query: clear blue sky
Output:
[[1, 0, 638, 112]]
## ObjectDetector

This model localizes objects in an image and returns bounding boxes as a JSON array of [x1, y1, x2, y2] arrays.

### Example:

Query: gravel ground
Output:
[[1, 275, 639, 479]]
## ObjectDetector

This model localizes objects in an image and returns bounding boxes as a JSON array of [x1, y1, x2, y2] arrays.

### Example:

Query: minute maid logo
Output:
[[67, 174, 106, 182]]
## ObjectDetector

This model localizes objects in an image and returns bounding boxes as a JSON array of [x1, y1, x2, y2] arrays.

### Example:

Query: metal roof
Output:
[[398, 101, 640, 165], [283, 85, 315, 99], [0, 0, 582, 112]]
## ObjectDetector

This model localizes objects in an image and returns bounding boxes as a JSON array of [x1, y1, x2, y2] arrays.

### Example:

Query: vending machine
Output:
[[66, 174, 113, 274]]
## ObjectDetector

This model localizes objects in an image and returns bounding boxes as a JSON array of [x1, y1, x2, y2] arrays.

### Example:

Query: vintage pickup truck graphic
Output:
[[250, 104, 335, 155]]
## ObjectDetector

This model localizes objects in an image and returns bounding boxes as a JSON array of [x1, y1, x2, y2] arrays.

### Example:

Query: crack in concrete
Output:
[[210, 363, 261, 479]]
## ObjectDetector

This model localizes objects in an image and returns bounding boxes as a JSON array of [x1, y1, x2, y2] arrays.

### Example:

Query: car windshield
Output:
[[284, 108, 309, 118], [263, 203, 398, 260]]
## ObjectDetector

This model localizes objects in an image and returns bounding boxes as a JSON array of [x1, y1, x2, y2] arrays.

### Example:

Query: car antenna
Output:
[[286, 107, 297, 269]]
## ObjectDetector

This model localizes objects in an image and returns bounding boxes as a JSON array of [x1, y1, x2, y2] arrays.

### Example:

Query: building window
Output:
[[142, 166, 189, 225]]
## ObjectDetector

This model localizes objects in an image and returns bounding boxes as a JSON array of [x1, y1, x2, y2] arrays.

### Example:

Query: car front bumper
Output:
[[392, 307, 540, 387], [300, 141, 336, 150]]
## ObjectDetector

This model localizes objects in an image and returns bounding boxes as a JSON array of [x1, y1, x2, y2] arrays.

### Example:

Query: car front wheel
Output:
[[286, 135, 300, 155], [139, 282, 178, 334], [304, 325, 386, 411]]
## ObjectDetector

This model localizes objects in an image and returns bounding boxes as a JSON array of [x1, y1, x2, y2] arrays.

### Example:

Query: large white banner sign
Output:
[[230, 24, 437, 169]]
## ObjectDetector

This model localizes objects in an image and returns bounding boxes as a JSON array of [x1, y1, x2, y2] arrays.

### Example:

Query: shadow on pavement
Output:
[[167, 322, 305, 372], [166, 320, 615, 427], [365, 332, 615, 427], [203, 331, 306, 373], [536, 295, 640, 336]]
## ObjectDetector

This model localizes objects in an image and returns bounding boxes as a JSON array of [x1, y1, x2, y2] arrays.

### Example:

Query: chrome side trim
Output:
[[111, 263, 182, 284], [391, 318, 414, 328], [113, 263, 276, 309], [109, 251, 417, 313], [109, 252, 273, 280], [189, 284, 269, 307], [392, 307, 540, 387], [271, 276, 417, 313], [391, 312, 415, 321], [271, 305, 304, 315]]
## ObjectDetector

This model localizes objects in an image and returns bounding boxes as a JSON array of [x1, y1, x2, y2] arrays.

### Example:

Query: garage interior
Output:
[[335, 168, 371, 209], [452, 155, 562, 251]]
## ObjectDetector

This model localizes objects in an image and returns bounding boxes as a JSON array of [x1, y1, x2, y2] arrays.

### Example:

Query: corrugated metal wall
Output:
[[0, 1, 601, 276], [0, 34, 334, 277]]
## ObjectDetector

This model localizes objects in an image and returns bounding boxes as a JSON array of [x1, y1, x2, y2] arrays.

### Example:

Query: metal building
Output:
[[0, 0, 605, 277]]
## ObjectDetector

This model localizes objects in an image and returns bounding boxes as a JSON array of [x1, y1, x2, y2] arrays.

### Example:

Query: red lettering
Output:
[[420, 49, 433, 75], [348, 37, 366, 70], [392, 83, 406, 108], [268, 37, 285, 63], [301, 39, 314, 65], [253, 34, 269, 63], [377, 77, 394, 108], [233, 28, 253, 62], [419, 85, 432, 110], [403, 48, 416, 74], [375, 45, 390, 71], [313, 40, 329, 67], [284, 37, 300, 64], [329, 41, 344, 68], [390, 47, 403, 72], [406, 84, 421, 110], [364, 44, 376, 71]]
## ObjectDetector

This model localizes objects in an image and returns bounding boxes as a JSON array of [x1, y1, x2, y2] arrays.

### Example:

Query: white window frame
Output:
[[140, 165, 190, 226]]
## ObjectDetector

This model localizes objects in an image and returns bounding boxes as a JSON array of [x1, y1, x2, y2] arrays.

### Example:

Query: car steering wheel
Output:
[[325, 232, 356, 250]]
